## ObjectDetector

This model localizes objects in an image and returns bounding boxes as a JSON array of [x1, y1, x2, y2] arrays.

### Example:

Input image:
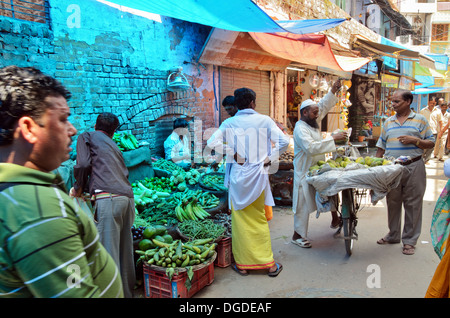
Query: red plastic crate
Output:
[[214, 237, 233, 268], [143, 255, 215, 298]]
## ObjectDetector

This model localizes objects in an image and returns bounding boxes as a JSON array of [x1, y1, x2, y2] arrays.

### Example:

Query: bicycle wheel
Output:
[[343, 217, 354, 256], [341, 189, 356, 256]]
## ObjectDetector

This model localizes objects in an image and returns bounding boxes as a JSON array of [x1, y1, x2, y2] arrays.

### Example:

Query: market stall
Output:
[[131, 157, 233, 298], [305, 154, 406, 255]]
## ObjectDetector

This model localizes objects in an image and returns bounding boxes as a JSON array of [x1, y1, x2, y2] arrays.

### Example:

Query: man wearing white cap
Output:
[[292, 80, 347, 248]]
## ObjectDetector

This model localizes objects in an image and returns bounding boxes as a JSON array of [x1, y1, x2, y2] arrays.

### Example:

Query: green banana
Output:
[[175, 203, 184, 222], [184, 201, 196, 220]]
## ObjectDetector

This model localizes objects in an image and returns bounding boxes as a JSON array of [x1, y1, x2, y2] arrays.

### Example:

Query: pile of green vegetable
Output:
[[200, 173, 227, 191], [136, 229, 217, 281], [167, 188, 220, 210], [166, 189, 220, 222], [132, 181, 171, 208], [169, 168, 203, 189], [152, 158, 184, 174], [133, 176, 176, 194], [177, 219, 225, 242], [139, 199, 179, 227], [113, 132, 139, 151]]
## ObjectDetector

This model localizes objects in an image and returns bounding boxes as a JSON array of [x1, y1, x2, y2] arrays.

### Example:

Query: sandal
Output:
[[376, 237, 399, 245], [291, 238, 312, 248], [402, 245, 415, 255], [268, 263, 283, 277], [232, 264, 248, 276]]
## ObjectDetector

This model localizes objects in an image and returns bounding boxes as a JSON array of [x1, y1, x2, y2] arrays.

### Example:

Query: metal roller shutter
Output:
[[219, 67, 271, 122]]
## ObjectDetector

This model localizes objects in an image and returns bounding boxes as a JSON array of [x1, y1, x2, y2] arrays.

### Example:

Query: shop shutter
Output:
[[219, 67, 270, 122]]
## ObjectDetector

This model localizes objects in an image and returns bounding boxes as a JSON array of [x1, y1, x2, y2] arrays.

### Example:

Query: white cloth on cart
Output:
[[306, 164, 406, 213]]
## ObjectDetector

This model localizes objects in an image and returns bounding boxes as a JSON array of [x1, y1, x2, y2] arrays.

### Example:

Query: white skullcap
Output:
[[300, 99, 316, 110]]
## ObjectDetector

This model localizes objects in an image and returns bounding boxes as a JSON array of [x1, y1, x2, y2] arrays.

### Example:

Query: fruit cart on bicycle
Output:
[[306, 162, 406, 256]]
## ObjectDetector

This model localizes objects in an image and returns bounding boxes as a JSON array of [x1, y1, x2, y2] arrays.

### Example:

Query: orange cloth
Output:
[[265, 205, 273, 221], [426, 239, 450, 298], [248, 32, 370, 72]]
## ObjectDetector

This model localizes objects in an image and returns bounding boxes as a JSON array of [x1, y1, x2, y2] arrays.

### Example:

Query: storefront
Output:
[[219, 67, 271, 121], [285, 67, 351, 133]]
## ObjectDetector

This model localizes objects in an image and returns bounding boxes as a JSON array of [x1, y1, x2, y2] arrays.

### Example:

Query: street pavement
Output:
[[194, 156, 448, 299]]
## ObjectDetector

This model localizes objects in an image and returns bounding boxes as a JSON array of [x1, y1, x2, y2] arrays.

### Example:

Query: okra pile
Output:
[[136, 238, 216, 269]]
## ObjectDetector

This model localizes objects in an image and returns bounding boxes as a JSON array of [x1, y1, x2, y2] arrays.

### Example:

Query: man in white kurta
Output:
[[420, 97, 438, 163], [207, 97, 289, 213], [207, 87, 289, 276], [292, 80, 347, 248], [436, 103, 450, 161]]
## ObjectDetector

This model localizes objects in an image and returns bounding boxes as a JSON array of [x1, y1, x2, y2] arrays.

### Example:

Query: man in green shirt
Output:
[[0, 66, 123, 297]]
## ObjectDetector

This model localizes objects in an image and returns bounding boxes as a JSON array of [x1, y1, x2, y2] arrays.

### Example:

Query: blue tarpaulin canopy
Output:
[[412, 87, 444, 95], [97, 0, 347, 34], [414, 75, 435, 89], [425, 53, 449, 71]]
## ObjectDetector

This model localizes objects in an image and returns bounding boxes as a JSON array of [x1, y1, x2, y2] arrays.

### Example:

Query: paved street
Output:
[[195, 157, 448, 298]]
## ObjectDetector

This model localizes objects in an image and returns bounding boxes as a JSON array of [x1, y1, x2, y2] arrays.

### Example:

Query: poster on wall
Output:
[[348, 75, 380, 139]]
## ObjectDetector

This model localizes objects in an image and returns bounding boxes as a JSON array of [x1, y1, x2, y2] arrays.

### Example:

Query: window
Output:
[[0, 0, 49, 24], [432, 24, 449, 41]]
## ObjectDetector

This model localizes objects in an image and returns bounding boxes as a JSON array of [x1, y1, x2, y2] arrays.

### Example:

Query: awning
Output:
[[371, 0, 415, 35], [414, 62, 445, 88], [352, 36, 436, 69], [414, 75, 434, 88], [412, 87, 444, 95], [415, 63, 444, 78], [248, 32, 370, 72], [97, 0, 347, 34], [198, 30, 292, 71], [425, 53, 449, 71]]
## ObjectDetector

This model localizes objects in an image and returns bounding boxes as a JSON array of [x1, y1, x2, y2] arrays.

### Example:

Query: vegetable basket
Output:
[[142, 252, 216, 298]]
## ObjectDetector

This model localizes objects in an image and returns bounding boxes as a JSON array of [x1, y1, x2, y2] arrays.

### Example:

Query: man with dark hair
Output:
[[222, 95, 237, 117], [73, 112, 135, 297], [376, 89, 435, 255], [164, 118, 191, 169], [207, 87, 289, 277], [0, 66, 123, 297]]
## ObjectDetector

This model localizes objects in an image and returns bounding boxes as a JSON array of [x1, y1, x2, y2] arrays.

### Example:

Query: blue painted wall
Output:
[[0, 0, 215, 157]]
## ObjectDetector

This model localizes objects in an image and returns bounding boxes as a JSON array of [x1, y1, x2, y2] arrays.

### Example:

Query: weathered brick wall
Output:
[[0, 0, 215, 159]]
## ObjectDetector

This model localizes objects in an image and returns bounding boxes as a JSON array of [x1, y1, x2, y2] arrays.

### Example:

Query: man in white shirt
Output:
[[436, 102, 450, 161], [207, 87, 289, 277], [164, 118, 191, 169], [292, 80, 347, 248], [420, 97, 438, 163]]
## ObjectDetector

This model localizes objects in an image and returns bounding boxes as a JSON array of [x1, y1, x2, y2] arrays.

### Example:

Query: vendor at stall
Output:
[[375, 89, 435, 255], [164, 118, 191, 169], [292, 80, 347, 248]]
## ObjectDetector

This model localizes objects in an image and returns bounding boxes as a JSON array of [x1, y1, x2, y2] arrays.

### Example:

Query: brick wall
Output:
[[0, 0, 215, 159]]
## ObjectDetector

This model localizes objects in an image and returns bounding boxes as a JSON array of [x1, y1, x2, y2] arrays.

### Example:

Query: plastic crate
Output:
[[143, 254, 215, 298], [214, 237, 233, 268]]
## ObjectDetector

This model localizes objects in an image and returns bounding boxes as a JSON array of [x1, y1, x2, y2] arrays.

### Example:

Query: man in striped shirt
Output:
[[0, 66, 123, 297], [375, 89, 435, 255]]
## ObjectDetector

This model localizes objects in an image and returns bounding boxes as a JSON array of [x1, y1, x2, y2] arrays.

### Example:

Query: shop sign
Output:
[[381, 74, 399, 88], [399, 76, 414, 90]]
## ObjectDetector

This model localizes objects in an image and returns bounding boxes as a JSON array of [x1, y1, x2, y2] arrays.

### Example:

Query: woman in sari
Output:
[[426, 159, 450, 297]]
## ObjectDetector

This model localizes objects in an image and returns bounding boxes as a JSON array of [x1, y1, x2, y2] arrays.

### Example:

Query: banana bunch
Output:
[[175, 199, 211, 222], [113, 132, 139, 151]]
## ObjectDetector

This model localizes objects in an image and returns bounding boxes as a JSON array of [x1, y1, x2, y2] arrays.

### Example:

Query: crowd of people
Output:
[[1, 65, 449, 298]]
